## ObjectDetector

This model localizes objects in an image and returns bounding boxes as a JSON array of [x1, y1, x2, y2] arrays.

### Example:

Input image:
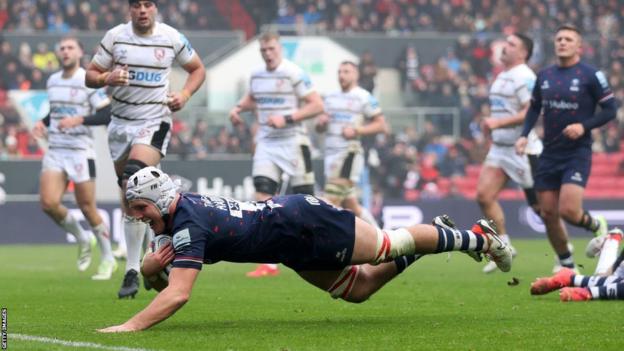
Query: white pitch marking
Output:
[[9, 333, 157, 351]]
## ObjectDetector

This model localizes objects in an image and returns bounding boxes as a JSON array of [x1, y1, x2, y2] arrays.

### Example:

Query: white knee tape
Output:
[[328, 265, 360, 299], [372, 227, 415, 265]]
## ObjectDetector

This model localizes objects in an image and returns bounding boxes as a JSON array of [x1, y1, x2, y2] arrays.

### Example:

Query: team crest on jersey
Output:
[[541, 80, 550, 90], [70, 88, 78, 97], [116, 48, 128, 62], [570, 78, 579, 92], [154, 48, 165, 61]]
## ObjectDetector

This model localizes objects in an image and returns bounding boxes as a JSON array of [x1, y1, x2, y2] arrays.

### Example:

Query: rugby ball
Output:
[[143, 235, 173, 291]]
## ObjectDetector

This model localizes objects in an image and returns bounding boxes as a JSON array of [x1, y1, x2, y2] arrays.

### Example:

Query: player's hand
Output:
[[315, 114, 329, 133], [106, 64, 130, 86], [57, 116, 83, 130], [267, 114, 286, 129], [32, 121, 47, 138], [141, 243, 174, 277], [229, 106, 244, 126], [167, 91, 189, 112], [563, 123, 585, 140], [482, 117, 499, 130], [342, 126, 359, 139], [515, 136, 528, 155], [97, 324, 137, 333]]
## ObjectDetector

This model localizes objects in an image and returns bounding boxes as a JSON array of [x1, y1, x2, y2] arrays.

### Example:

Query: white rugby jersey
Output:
[[92, 21, 195, 124], [489, 63, 543, 154], [249, 59, 316, 141], [46, 68, 109, 150], [323, 86, 382, 151]]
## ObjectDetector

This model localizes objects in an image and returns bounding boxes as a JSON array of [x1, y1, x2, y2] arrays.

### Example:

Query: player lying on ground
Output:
[[98, 167, 513, 332], [530, 228, 624, 301]]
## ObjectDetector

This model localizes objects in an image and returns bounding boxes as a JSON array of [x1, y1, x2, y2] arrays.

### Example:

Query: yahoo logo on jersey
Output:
[[545, 99, 579, 110], [256, 97, 285, 105], [128, 70, 162, 82], [51, 106, 78, 115]]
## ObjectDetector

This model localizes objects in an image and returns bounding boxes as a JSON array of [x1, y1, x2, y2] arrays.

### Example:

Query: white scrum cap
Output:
[[126, 166, 178, 215]]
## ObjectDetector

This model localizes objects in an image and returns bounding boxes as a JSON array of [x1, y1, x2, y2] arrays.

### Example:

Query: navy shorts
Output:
[[254, 195, 356, 272], [534, 150, 592, 191]]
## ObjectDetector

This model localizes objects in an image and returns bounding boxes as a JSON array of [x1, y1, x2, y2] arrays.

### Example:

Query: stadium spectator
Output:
[[358, 51, 377, 93], [32, 42, 59, 73]]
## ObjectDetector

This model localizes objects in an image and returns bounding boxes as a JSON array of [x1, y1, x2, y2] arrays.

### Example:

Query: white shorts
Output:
[[484, 144, 534, 188], [42, 148, 96, 184], [324, 147, 364, 183], [252, 136, 315, 187], [107, 119, 171, 162]]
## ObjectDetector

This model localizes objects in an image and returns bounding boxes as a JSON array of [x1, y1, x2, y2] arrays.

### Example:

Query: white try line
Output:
[[9, 333, 158, 351]]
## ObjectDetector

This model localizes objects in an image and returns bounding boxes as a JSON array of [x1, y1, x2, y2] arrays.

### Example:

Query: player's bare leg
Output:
[[559, 183, 607, 236], [116, 144, 162, 298], [476, 165, 516, 273], [538, 190, 576, 271], [40, 170, 94, 271], [299, 216, 511, 302], [74, 180, 117, 280]]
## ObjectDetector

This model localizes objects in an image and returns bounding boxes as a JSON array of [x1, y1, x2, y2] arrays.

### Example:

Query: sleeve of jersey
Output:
[[174, 32, 196, 66], [516, 75, 535, 105], [88, 88, 111, 111], [92, 30, 115, 70], [171, 226, 205, 270], [581, 70, 616, 131], [363, 93, 382, 119], [293, 68, 316, 98], [521, 75, 542, 137]]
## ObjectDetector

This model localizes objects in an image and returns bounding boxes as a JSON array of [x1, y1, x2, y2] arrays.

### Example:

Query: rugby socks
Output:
[[572, 274, 623, 287], [124, 215, 146, 273], [433, 227, 488, 253], [595, 231, 622, 275], [557, 251, 576, 269], [589, 283, 624, 300], [578, 210, 600, 232], [499, 234, 511, 245], [92, 222, 114, 261], [394, 254, 424, 274], [59, 212, 89, 244]]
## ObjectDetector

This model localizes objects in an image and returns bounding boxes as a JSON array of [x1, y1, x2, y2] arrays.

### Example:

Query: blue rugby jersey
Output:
[[167, 193, 355, 270], [521, 62, 615, 157]]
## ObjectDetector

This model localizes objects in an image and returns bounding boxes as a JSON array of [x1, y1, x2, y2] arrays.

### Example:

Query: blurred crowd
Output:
[[276, 0, 623, 37], [2, 0, 624, 200]]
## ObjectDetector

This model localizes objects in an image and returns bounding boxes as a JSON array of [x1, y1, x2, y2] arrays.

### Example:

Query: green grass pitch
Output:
[[1, 239, 622, 351]]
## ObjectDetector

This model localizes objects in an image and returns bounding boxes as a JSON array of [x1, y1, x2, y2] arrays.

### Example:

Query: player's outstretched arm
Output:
[[98, 267, 199, 333]]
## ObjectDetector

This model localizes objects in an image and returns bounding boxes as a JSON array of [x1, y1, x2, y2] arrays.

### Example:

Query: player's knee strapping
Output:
[[118, 159, 149, 187], [292, 184, 315, 195], [372, 227, 415, 265], [327, 265, 360, 299], [253, 176, 278, 195]]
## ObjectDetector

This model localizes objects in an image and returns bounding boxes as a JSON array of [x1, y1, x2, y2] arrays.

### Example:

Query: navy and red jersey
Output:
[[168, 193, 356, 272], [522, 61, 615, 158]]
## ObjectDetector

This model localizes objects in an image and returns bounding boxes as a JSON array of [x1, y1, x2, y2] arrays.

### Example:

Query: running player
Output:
[[32, 36, 116, 280], [229, 32, 324, 277], [477, 33, 542, 273], [97, 167, 512, 332], [316, 61, 387, 227], [85, 0, 206, 298], [515, 24, 615, 272]]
